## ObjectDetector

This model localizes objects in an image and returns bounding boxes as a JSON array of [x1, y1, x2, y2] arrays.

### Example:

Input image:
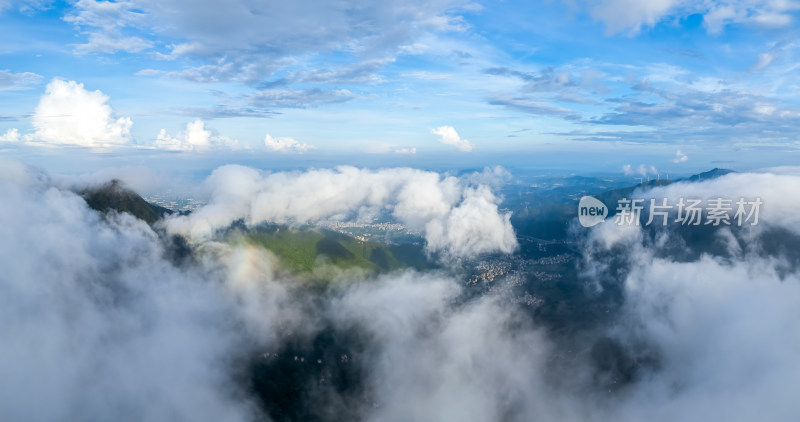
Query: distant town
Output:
[[145, 194, 206, 213]]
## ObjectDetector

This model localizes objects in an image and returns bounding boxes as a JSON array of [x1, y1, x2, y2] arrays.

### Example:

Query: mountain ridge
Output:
[[81, 179, 172, 225]]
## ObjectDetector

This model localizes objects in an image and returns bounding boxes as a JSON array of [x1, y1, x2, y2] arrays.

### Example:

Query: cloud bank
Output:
[[576, 170, 800, 421], [163, 165, 518, 258], [0, 165, 255, 421]]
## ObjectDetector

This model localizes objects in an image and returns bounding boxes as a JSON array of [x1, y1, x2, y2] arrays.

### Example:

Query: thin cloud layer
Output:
[[580, 0, 800, 35], [65, 0, 469, 84], [0, 69, 42, 90], [393, 147, 417, 154]]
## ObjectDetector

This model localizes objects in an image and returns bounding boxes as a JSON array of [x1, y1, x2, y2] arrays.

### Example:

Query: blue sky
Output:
[[1, 0, 800, 175]]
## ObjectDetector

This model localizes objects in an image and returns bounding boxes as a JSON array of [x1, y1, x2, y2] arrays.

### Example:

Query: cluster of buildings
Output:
[[145, 194, 206, 213]]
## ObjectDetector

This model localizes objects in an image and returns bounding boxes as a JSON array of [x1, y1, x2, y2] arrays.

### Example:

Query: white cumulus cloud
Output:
[[623, 163, 659, 176], [155, 119, 238, 151], [0, 128, 21, 142], [431, 125, 473, 152], [264, 133, 314, 153], [30, 79, 132, 147], [673, 149, 688, 163]]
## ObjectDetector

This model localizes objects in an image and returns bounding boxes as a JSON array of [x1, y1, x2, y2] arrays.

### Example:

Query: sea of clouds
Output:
[[2, 159, 800, 421]]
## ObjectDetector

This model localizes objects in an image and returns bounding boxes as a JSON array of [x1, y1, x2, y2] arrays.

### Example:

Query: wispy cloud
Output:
[[170, 106, 278, 120], [64, 0, 153, 54], [488, 96, 581, 119], [0, 70, 43, 90], [248, 88, 355, 109], [577, 0, 800, 35], [70, 0, 469, 85]]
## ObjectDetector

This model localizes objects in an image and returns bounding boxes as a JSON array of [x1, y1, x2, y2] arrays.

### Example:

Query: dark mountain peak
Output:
[[104, 178, 125, 191], [81, 180, 171, 225]]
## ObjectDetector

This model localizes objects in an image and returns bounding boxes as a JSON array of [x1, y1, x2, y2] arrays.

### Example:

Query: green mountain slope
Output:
[[244, 226, 434, 276]]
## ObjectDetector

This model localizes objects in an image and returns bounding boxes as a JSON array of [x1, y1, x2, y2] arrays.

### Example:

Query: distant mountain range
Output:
[[681, 167, 734, 183], [512, 168, 735, 241], [596, 168, 735, 215]]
